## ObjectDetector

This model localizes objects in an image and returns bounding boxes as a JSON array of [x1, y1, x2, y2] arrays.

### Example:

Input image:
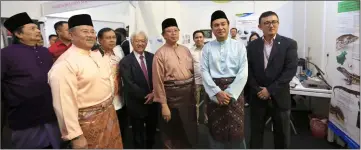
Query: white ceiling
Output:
[[46, 2, 129, 23]]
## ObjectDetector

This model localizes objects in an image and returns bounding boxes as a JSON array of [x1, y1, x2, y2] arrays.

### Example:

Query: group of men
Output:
[[1, 9, 298, 149], [2, 12, 128, 149]]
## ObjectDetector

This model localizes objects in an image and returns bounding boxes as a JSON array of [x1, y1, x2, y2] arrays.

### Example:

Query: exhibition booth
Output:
[[0, 1, 359, 149]]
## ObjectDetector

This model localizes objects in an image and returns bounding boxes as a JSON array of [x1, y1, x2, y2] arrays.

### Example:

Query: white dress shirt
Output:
[[201, 37, 248, 103], [105, 46, 125, 110], [190, 45, 203, 85], [262, 35, 276, 69], [134, 51, 148, 71]]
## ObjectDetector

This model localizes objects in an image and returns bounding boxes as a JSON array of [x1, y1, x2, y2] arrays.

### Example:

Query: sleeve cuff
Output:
[[62, 131, 83, 141], [266, 87, 274, 96], [210, 87, 221, 97]]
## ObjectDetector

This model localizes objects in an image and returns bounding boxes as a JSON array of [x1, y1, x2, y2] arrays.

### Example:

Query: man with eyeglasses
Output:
[[152, 18, 197, 149], [246, 11, 298, 149], [48, 14, 123, 148]]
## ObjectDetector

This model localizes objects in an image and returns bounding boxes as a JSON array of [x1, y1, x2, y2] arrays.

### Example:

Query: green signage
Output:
[[212, 0, 230, 4], [338, 1, 360, 13]]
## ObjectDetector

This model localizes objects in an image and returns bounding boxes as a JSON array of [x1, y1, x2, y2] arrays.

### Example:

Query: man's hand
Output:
[[216, 91, 231, 105], [161, 104, 171, 122], [144, 92, 154, 104], [71, 135, 88, 149], [257, 87, 270, 100]]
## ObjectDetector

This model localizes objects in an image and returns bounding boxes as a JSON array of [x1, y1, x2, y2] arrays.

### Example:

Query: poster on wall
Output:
[[234, 13, 261, 47], [182, 34, 191, 45], [200, 29, 212, 39], [329, 0, 360, 147], [148, 36, 164, 54]]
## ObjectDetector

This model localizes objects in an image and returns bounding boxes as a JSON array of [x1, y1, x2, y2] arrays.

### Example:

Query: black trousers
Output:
[[116, 106, 129, 148], [42, 145, 52, 149], [250, 101, 291, 149], [130, 104, 158, 149]]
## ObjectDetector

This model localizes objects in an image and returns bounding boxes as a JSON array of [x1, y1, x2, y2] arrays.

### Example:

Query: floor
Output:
[[1, 106, 343, 149], [122, 106, 343, 149]]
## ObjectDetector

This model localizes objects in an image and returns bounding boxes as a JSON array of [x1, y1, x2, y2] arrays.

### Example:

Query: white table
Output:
[[290, 77, 346, 146], [290, 77, 332, 98]]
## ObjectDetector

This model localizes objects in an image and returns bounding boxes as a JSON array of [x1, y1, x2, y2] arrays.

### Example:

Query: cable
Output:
[[317, 73, 332, 89], [306, 59, 332, 89], [324, 54, 329, 80]]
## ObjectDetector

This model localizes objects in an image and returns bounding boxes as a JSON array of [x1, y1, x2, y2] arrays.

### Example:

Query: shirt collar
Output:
[[164, 43, 179, 49], [16, 42, 38, 49], [71, 44, 92, 55], [262, 34, 276, 45], [192, 45, 203, 50], [134, 51, 145, 58], [55, 40, 71, 47], [216, 36, 230, 45]]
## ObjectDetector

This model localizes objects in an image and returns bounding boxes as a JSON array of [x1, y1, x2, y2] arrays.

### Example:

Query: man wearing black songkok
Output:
[[152, 18, 197, 149], [2, 12, 62, 149], [202, 10, 248, 149], [48, 14, 123, 149]]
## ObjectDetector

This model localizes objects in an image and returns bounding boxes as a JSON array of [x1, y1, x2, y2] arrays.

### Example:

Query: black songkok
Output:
[[211, 10, 229, 26], [162, 18, 178, 31], [4, 12, 33, 33], [68, 14, 93, 29]]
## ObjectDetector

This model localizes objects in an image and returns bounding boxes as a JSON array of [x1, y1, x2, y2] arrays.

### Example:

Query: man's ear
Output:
[[55, 29, 60, 35], [14, 32, 23, 39]]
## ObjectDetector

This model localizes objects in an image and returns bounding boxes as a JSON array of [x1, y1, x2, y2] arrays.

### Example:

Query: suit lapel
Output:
[[132, 51, 151, 89], [145, 52, 152, 84], [131, 52, 141, 70], [257, 39, 265, 70], [130, 52, 145, 81], [267, 34, 281, 64], [145, 52, 152, 74]]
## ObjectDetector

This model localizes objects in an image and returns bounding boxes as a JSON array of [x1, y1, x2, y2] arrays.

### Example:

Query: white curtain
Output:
[[135, 1, 166, 53], [1, 23, 8, 48], [135, 1, 193, 53]]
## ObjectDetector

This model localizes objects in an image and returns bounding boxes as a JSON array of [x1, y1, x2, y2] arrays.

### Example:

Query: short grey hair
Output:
[[130, 30, 148, 43], [68, 26, 78, 33]]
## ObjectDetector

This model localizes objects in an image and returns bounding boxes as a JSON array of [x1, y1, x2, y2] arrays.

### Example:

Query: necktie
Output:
[[139, 55, 149, 84]]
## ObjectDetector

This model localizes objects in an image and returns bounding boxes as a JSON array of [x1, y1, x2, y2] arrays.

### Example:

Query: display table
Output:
[[290, 77, 359, 149], [290, 77, 332, 98]]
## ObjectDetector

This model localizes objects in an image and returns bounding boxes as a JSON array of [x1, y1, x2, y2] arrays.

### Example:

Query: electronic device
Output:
[[301, 79, 331, 90], [297, 58, 332, 89]]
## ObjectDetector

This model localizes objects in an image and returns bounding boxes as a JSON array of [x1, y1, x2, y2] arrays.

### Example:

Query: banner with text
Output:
[[329, 0, 360, 146], [42, 1, 124, 16]]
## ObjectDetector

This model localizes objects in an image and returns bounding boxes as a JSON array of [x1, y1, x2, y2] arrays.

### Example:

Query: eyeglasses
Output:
[[263, 20, 279, 26]]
